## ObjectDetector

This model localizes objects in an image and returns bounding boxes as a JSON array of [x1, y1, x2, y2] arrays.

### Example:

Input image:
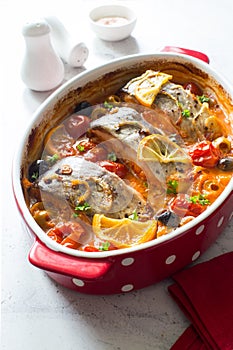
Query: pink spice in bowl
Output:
[[89, 4, 137, 41]]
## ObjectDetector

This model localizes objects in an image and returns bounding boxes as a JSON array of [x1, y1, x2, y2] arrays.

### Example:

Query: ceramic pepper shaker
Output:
[[45, 16, 89, 67], [21, 19, 64, 91]]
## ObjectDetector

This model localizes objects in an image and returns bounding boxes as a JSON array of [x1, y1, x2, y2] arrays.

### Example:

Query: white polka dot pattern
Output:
[[192, 251, 201, 261], [72, 209, 232, 293], [121, 257, 134, 266], [217, 216, 224, 227], [195, 224, 205, 235], [72, 278, 85, 287], [165, 255, 176, 265], [121, 284, 134, 292]]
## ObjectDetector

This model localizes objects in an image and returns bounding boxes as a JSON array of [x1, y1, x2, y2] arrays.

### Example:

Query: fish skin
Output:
[[90, 105, 168, 185], [89, 105, 167, 179], [122, 71, 215, 143], [155, 82, 210, 142], [38, 156, 148, 219], [90, 106, 163, 150], [89, 105, 193, 211]]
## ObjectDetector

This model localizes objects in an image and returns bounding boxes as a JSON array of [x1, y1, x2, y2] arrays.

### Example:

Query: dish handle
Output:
[[160, 46, 210, 64], [28, 238, 112, 280]]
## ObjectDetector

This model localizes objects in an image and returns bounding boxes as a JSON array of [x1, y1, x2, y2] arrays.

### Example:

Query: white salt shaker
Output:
[[45, 16, 89, 67], [21, 19, 64, 91]]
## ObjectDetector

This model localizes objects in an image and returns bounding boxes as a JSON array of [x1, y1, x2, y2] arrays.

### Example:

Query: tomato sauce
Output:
[[23, 71, 233, 252]]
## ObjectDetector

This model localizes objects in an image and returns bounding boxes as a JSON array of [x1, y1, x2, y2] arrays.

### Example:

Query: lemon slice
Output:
[[137, 134, 190, 163], [135, 73, 172, 107], [123, 70, 156, 94], [92, 214, 157, 248], [123, 70, 172, 107]]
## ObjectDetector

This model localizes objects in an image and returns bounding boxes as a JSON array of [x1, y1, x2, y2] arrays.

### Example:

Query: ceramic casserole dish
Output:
[[12, 51, 233, 294]]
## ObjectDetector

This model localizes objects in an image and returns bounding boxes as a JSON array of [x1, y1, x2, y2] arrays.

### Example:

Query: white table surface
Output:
[[1, 0, 233, 349]]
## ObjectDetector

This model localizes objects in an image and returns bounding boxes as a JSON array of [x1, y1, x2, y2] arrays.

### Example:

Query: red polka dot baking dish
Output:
[[12, 49, 233, 294]]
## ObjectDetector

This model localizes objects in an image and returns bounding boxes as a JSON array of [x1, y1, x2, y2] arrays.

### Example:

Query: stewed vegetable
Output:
[[22, 70, 233, 252]]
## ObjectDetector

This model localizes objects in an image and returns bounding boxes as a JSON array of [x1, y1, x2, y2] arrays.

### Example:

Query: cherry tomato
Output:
[[98, 161, 128, 178], [83, 245, 99, 252], [170, 194, 205, 217], [84, 147, 108, 162], [188, 141, 220, 168], [76, 140, 97, 153], [64, 114, 90, 139], [47, 227, 63, 243], [58, 222, 87, 249], [59, 147, 77, 157], [183, 82, 203, 96], [47, 222, 87, 249], [60, 235, 81, 249]]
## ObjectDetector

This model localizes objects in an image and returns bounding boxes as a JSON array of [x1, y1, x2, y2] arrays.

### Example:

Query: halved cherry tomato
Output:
[[97, 160, 128, 178], [76, 140, 97, 153], [183, 82, 202, 96], [188, 141, 220, 168], [60, 235, 81, 249], [47, 222, 87, 249], [47, 227, 64, 243], [84, 147, 108, 162], [170, 194, 205, 217], [64, 114, 90, 139], [76, 140, 108, 162]]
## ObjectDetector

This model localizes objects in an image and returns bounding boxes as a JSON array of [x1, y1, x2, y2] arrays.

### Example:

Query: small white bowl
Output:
[[89, 4, 137, 41]]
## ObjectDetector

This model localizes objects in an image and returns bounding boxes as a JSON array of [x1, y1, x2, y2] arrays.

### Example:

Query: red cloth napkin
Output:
[[168, 252, 233, 350]]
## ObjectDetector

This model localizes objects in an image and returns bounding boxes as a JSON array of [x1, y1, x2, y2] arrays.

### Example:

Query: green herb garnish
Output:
[[47, 153, 59, 164], [107, 152, 117, 161], [182, 109, 191, 118], [198, 95, 210, 103], [128, 210, 139, 221], [99, 241, 110, 251], [77, 144, 85, 152], [167, 180, 178, 194], [104, 101, 114, 109], [189, 194, 210, 206], [31, 172, 39, 180], [75, 202, 91, 211]]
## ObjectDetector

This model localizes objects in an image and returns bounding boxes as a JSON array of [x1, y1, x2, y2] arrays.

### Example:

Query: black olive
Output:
[[73, 101, 92, 116], [156, 210, 180, 227], [217, 157, 233, 171], [28, 160, 49, 182]]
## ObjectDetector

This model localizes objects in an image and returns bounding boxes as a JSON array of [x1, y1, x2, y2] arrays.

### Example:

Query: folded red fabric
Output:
[[170, 325, 207, 350], [168, 252, 233, 350]]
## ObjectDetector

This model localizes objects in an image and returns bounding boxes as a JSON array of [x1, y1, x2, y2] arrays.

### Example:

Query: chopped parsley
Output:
[[31, 172, 39, 180], [104, 101, 114, 109], [128, 210, 139, 221], [182, 109, 191, 118], [198, 95, 210, 103], [77, 144, 85, 152], [189, 194, 210, 206], [47, 153, 59, 164], [107, 152, 117, 161], [99, 241, 110, 251], [75, 202, 91, 212], [167, 180, 178, 194]]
